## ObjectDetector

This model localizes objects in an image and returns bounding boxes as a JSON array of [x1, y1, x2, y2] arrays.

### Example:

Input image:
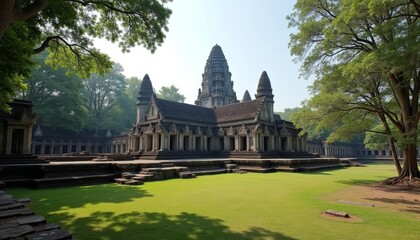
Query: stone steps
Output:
[[191, 168, 227, 175], [33, 174, 117, 188], [0, 191, 74, 239], [115, 166, 197, 185]]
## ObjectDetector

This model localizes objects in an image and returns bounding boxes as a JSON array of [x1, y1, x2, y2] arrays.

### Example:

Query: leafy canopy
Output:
[[157, 85, 186, 103], [0, 0, 172, 111]]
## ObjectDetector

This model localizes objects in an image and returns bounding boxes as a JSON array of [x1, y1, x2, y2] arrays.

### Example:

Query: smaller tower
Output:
[[255, 71, 275, 122], [136, 74, 154, 123], [242, 90, 251, 102]]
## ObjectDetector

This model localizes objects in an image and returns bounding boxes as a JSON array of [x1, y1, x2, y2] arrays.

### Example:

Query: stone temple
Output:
[[116, 45, 308, 159]]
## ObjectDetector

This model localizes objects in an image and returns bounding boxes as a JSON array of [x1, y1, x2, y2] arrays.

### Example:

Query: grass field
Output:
[[7, 164, 419, 240]]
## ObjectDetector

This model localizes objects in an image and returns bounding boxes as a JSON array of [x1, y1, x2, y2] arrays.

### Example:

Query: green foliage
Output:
[[275, 107, 300, 121], [8, 165, 419, 239], [0, 24, 35, 111], [0, 0, 172, 111], [83, 63, 137, 134], [157, 85, 186, 103], [19, 52, 88, 132], [288, 0, 420, 151]]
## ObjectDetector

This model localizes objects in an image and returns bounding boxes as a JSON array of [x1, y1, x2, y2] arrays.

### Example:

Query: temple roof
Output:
[[154, 98, 216, 124], [214, 98, 264, 124], [255, 71, 273, 99], [242, 90, 251, 102]]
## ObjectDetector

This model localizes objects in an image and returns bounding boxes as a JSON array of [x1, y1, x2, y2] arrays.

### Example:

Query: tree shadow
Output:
[[334, 179, 380, 186], [299, 171, 332, 175], [28, 184, 153, 210], [365, 197, 420, 214], [52, 211, 297, 240]]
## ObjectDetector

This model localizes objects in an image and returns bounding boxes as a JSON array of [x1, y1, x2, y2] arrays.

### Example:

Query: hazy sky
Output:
[[95, 0, 312, 112]]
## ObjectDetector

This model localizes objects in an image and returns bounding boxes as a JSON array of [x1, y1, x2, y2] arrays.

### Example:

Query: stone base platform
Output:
[[0, 157, 348, 188]]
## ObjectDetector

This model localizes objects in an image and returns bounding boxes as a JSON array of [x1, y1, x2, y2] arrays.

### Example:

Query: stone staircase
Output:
[[0, 190, 74, 240], [115, 163, 196, 185]]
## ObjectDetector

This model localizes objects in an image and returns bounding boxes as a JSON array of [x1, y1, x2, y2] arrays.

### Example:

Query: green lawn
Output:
[[7, 164, 419, 240]]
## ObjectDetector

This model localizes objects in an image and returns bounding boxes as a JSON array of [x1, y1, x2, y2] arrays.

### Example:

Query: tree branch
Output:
[[13, 0, 49, 22]]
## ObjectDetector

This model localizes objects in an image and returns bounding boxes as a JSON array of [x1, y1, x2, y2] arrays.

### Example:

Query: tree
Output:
[[104, 76, 141, 133], [18, 51, 88, 132], [275, 107, 301, 121], [288, 0, 420, 181], [83, 63, 126, 131], [157, 85, 186, 103], [0, 0, 172, 111]]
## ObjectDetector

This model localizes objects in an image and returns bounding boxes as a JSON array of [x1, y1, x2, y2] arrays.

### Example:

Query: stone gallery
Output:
[[114, 45, 307, 159]]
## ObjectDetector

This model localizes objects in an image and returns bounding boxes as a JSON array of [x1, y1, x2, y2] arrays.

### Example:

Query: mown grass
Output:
[[7, 164, 419, 240]]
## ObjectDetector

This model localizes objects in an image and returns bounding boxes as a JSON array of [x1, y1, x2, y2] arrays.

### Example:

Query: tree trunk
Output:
[[387, 137, 402, 175], [399, 143, 420, 180], [0, 0, 48, 40], [0, 0, 16, 39]]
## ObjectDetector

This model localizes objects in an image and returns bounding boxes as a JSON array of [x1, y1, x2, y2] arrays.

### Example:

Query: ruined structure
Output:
[[0, 99, 46, 163], [116, 45, 308, 159]]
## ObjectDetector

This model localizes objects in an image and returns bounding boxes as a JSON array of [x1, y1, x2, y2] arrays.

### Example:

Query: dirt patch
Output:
[[325, 179, 420, 219]]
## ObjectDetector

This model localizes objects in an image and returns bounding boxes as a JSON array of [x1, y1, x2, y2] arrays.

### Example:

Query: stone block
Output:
[[34, 223, 61, 232], [325, 210, 350, 218], [25, 228, 72, 240], [179, 172, 196, 179], [0, 202, 24, 211], [15, 197, 31, 204], [0, 224, 33, 240], [0, 208, 33, 219], [226, 164, 238, 169], [122, 172, 137, 179], [161, 163, 175, 168], [114, 178, 129, 184]]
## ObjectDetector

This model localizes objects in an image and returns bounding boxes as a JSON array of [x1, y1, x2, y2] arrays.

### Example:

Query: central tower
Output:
[[195, 45, 237, 108]]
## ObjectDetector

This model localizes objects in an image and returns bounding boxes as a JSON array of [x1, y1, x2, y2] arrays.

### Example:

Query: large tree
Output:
[[83, 63, 125, 131], [18, 51, 88, 132], [0, 0, 171, 111], [288, 0, 420, 181]]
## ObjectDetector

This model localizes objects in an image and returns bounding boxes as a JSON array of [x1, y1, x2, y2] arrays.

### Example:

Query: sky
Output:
[[95, 0, 313, 112]]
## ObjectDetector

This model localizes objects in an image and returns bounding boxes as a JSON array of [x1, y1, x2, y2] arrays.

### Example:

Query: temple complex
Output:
[[119, 45, 309, 159]]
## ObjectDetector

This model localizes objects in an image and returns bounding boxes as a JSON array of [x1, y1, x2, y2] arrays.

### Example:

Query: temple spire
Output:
[[136, 74, 154, 123], [195, 44, 237, 108], [255, 71, 274, 99], [242, 90, 251, 102]]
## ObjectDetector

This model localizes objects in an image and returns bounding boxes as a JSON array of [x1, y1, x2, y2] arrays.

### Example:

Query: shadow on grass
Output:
[[334, 179, 381, 186], [54, 211, 297, 240], [299, 171, 332, 176], [31, 184, 153, 210], [365, 197, 420, 214]]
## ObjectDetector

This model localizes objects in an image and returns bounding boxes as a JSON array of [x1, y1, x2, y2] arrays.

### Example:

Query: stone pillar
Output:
[[287, 136, 292, 152], [253, 133, 258, 151], [41, 139, 46, 155], [224, 136, 228, 151], [23, 126, 32, 154], [179, 133, 184, 151]]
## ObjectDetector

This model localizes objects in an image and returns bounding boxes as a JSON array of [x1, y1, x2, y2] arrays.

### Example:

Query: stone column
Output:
[[255, 134, 260, 151], [23, 126, 32, 154], [287, 136, 292, 152], [179, 133, 184, 151]]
